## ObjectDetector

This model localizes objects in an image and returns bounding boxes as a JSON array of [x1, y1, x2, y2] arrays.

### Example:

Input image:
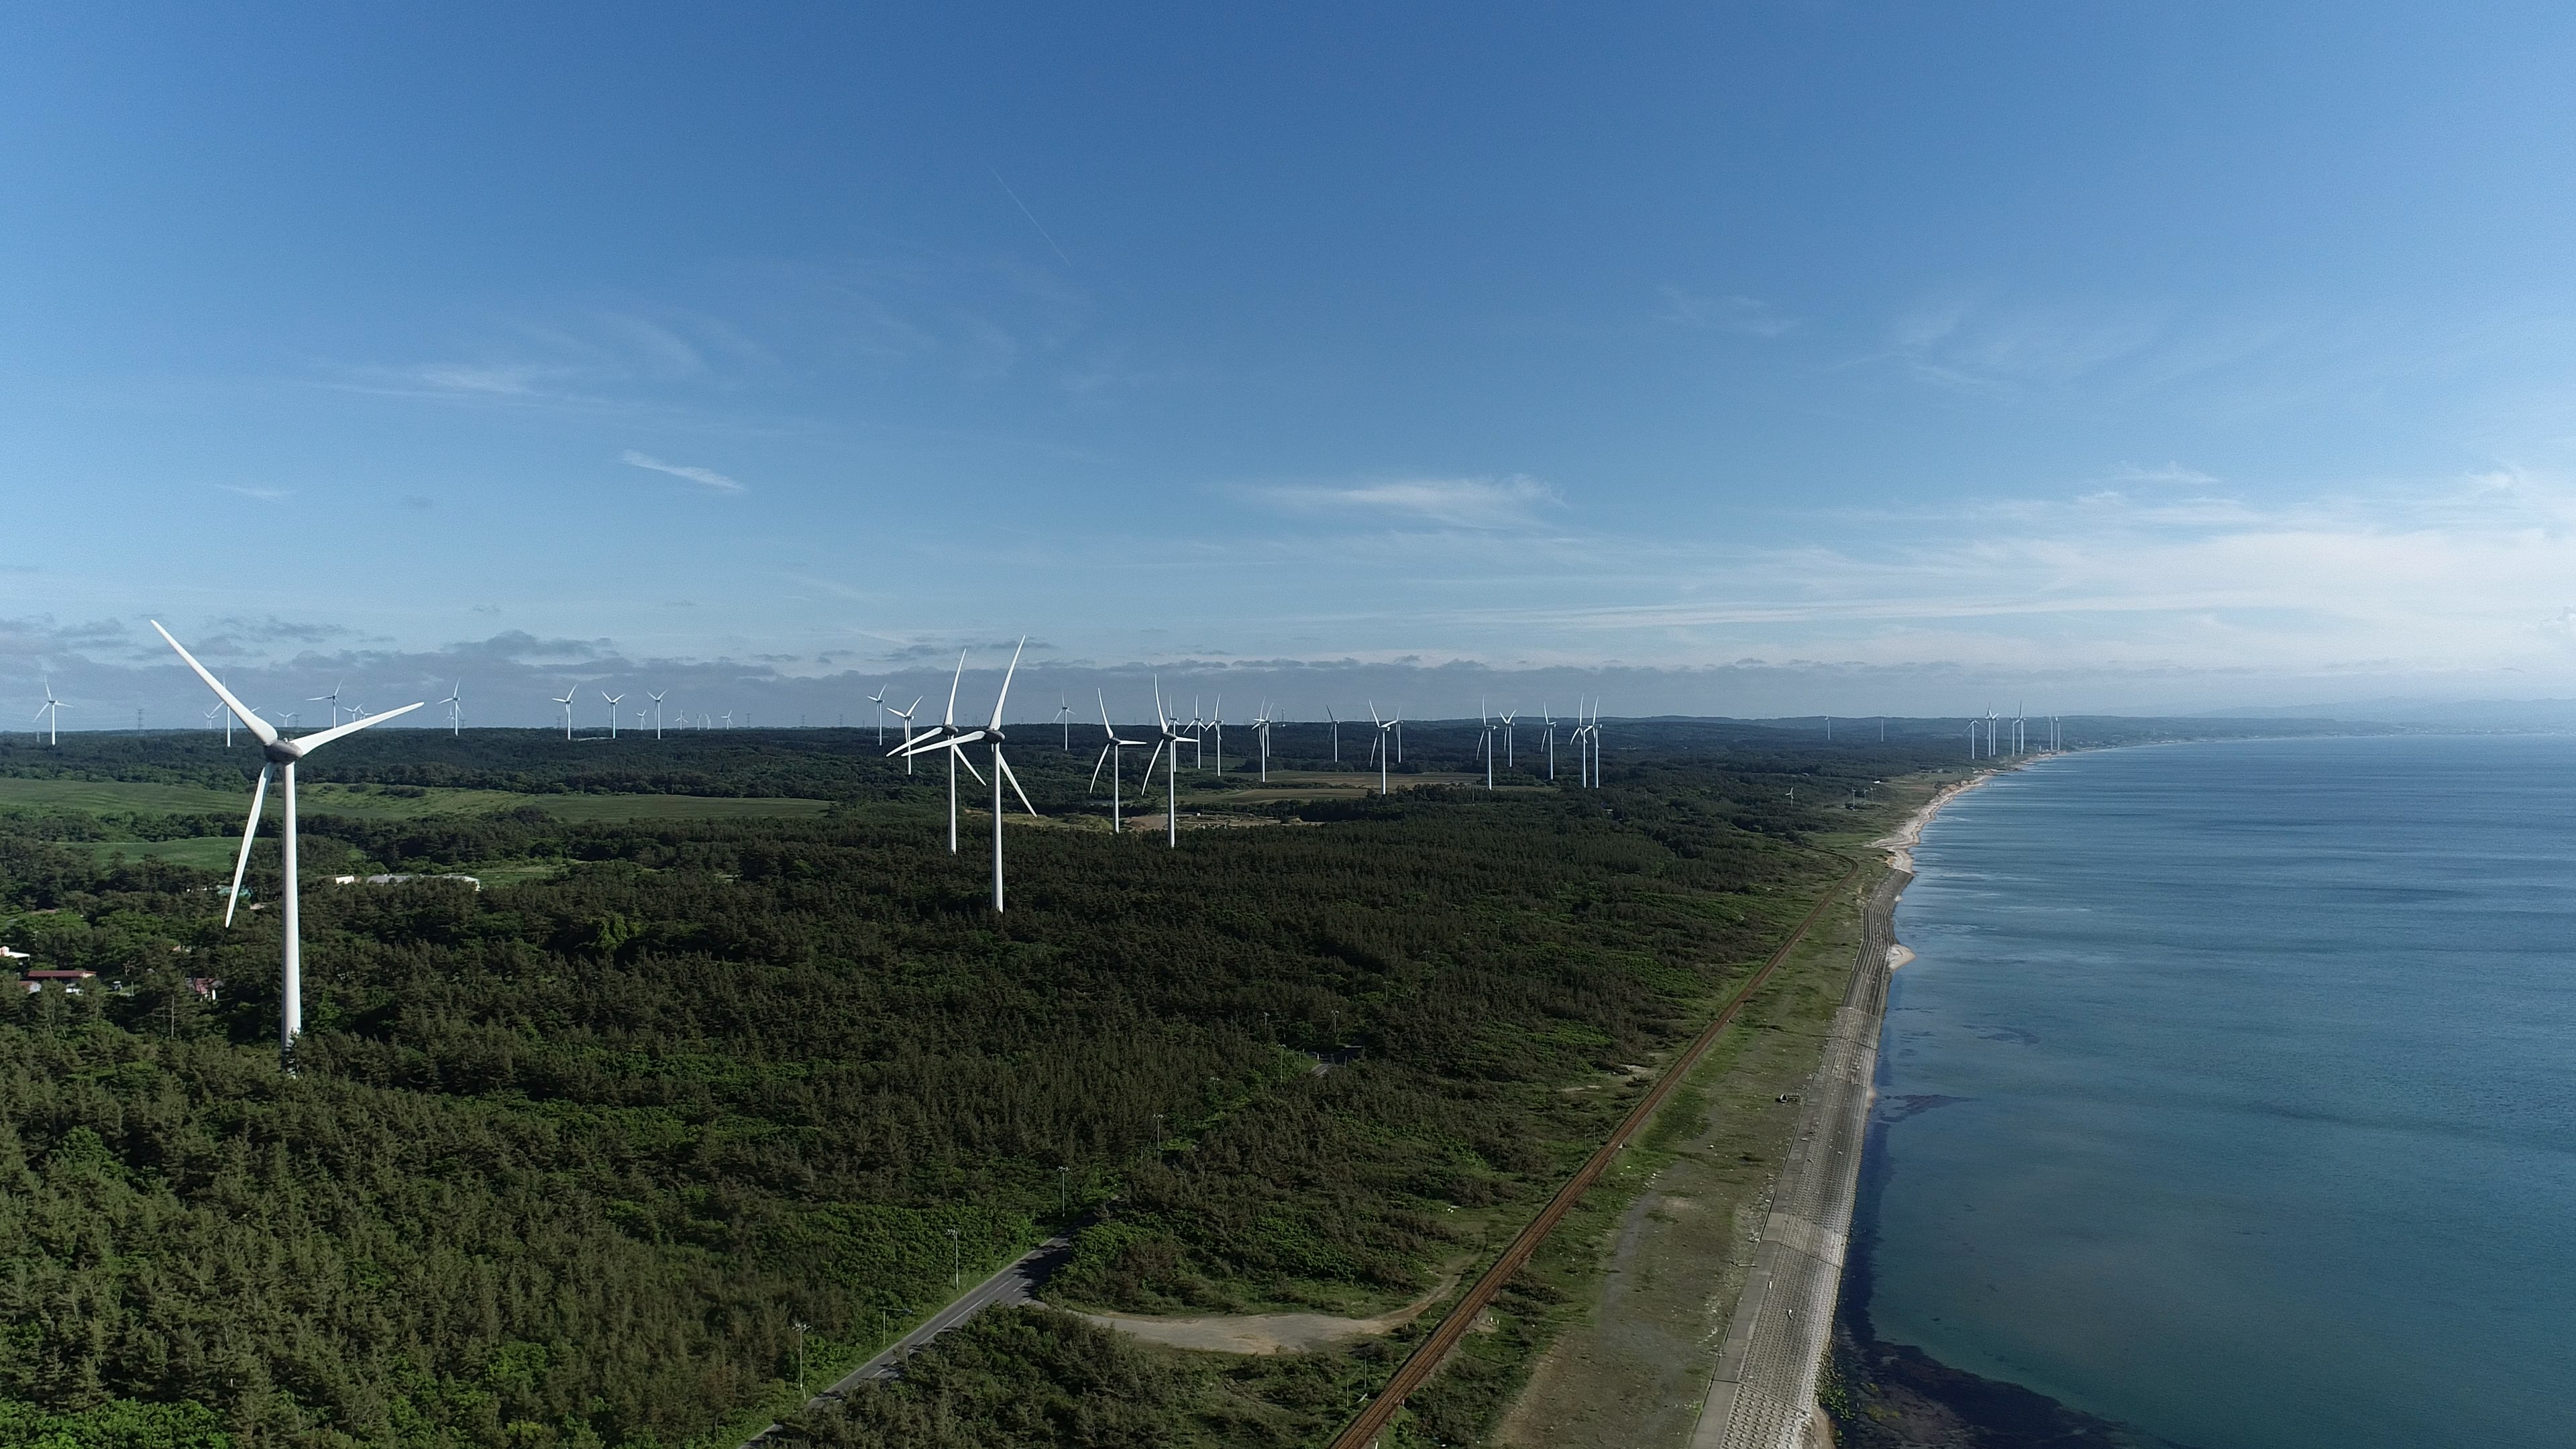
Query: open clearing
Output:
[[1073, 1274, 1459, 1355]]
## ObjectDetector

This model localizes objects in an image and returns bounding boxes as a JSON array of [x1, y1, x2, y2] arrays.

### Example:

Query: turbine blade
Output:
[[998, 751, 1038, 816], [295, 700, 427, 751], [1090, 742, 1115, 792], [1098, 688, 1112, 730], [945, 650, 967, 727], [151, 621, 280, 747], [223, 765, 270, 928], [957, 749, 987, 787], [1143, 740, 1166, 783], [989, 637, 1026, 730]]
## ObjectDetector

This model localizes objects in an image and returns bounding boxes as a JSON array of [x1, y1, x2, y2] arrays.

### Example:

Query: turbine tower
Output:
[[868, 686, 888, 745], [1500, 707, 1517, 769], [551, 686, 578, 740], [439, 680, 462, 735], [1542, 703, 1557, 781], [601, 690, 626, 739], [1326, 706, 1339, 764], [1055, 694, 1073, 752], [1090, 689, 1148, 833], [152, 622, 421, 1071], [649, 689, 667, 739], [34, 680, 64, 746]]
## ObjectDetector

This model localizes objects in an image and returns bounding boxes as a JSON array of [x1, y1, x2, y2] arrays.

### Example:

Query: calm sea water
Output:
[[1870, 735, 2576, 1449]]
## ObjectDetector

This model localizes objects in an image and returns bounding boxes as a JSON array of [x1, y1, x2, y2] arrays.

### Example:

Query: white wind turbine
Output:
[[439, 680, 462, 735], [551, 686, 578, 740], [649, 689, 667, 739], [34, 680, 64, 745], [1542, 703, 1557, 781], [601, 690, 626, 739], [886, 695, 924, 774], [1139, 678, 1197, 847], [1208, 696, 1228, 775], [1500, 707, 1517, 769], [204, 702, 223, 735], [720, 710, 733, 729], [868, 686, 888, 745], [891, 652, 989, 853], [1187, 697, 1207, 769], [894, 641, 1038, 909], [1477, 698, 1497, 790], [1326, 706, 1340, 765], [1252, 701, 1274, 783], [152, 622, 421, 1071], [1089, 690, 1148, 833], [307, 679, 345, 727], [1368, 701, 1401, 796], [1055, 694, 1073, 752]]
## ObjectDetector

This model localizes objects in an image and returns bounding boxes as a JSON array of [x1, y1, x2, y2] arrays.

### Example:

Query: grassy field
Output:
[[0, 775, 833, 822]]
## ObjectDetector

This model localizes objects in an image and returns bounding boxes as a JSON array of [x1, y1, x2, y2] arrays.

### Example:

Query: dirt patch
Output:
[[1071, 1274, 1458, 1355]]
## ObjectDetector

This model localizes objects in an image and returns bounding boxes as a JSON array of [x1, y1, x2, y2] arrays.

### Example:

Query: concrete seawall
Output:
[[1688, 863, 1910, 1449]]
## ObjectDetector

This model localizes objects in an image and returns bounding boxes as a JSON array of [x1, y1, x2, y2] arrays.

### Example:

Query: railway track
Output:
[[1326, 859, 1868, 1449]]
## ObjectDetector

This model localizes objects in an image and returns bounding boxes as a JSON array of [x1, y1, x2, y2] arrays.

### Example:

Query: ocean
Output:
[[1863, 735, 2576, 1449]]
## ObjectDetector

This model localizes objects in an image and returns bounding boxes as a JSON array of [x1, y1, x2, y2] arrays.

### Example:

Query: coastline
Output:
[[1681, 767, 1998, 1448], [1823, 753, 2195, 1449]]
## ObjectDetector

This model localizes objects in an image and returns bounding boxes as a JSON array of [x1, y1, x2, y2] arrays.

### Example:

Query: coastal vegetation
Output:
[[0, 726, 1948, 1447]]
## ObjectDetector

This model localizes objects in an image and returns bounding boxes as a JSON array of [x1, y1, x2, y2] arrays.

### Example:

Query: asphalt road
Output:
[[739, 1229, 1079, 1446]]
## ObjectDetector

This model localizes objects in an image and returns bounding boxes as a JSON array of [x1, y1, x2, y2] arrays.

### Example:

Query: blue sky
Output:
[[11, 3, 2576, 726]]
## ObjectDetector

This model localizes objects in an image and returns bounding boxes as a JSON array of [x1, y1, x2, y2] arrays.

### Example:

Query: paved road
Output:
[[739, 1230, 1079, 1446], [1688, 864, 1909, 1449]]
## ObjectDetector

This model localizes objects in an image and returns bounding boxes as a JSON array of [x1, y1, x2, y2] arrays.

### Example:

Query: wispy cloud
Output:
[[1658, 286, 1796, 337], [219, 484, 291, 501], [1245, 474, 1561, 529], [2104, 462, 2220, 488], [621, 449, 746, 494]]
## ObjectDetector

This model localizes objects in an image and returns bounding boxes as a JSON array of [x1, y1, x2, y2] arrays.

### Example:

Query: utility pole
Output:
[[948, 1228, 961, 1288], [792, 1320, 809, 1393]]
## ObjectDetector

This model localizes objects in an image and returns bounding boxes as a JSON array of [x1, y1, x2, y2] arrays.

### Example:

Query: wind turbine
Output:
[[551, 686, 578, 740], [307, 679, 345, 727], [600, 690, 626, 739], [1208, 696, 1225, 775], [1252, 702, 1274, 783], [1478, 698, 1497, 791], [649, 689, 667, 739], [868, 686, 888, 745], [1500, 707, 1517, 769], [1187, 698, 1206, 769], [34, 679, 62, 745], [1542, 703, 1557, 781], [439, 680, 462, 735], [1055, 694, 1073, 752], [152, 621, 421, 1071], [1326, 706, 1340, 764], [1090, 690, 1147, 833], [203, 702, 223, 735], [1139, 677, 1193, 846], [892, 651, 986, 853], [887, 695, 924, 774], [894, 641, 1039, 908], [720, 710, 733, 730], [1368, 702, 1400, 796]]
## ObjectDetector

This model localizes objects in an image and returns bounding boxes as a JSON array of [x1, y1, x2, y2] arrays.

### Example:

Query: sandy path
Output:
[[1073, 1274, 1457, 1354]]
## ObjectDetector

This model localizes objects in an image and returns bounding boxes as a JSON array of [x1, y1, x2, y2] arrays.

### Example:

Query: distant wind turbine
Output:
[[439, 680, 462, 735], [601, 690, 626, 740], [1140, 677, 1193, 847], [868, 686, 888, 745], [1542, 703, 1557, 781], [1090, 689, 1148, 833], [887, 695, 924, 775], [1500, 707, 1517, 769], [1326, 706, 1340, 764], [1368, 702, 1400, 796], [152, 621, 421, 1071], [896, 641, 1039, 910], [307, 679, 345, 728], [551, 686, 578, 741], [1055, 694, 1073, 752], [1478, 698, 1497, 791], [649, 689, 667, 739], [34, 678, 64, 745], [1252, 701, 1274, 783]]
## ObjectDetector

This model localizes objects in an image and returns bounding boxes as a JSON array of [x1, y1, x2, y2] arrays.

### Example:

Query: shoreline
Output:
[[1824, 753, 2190, 1449]]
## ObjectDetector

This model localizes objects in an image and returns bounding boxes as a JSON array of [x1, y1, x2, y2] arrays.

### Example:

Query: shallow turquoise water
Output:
[[1871, 735, 2576, 1448]]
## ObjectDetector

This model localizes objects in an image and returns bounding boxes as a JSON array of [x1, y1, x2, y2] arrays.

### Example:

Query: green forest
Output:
[[0, 723, 1954, 1448]]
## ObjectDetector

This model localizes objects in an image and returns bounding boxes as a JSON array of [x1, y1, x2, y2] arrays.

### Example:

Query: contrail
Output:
[[990, 168, 1073, 270]]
